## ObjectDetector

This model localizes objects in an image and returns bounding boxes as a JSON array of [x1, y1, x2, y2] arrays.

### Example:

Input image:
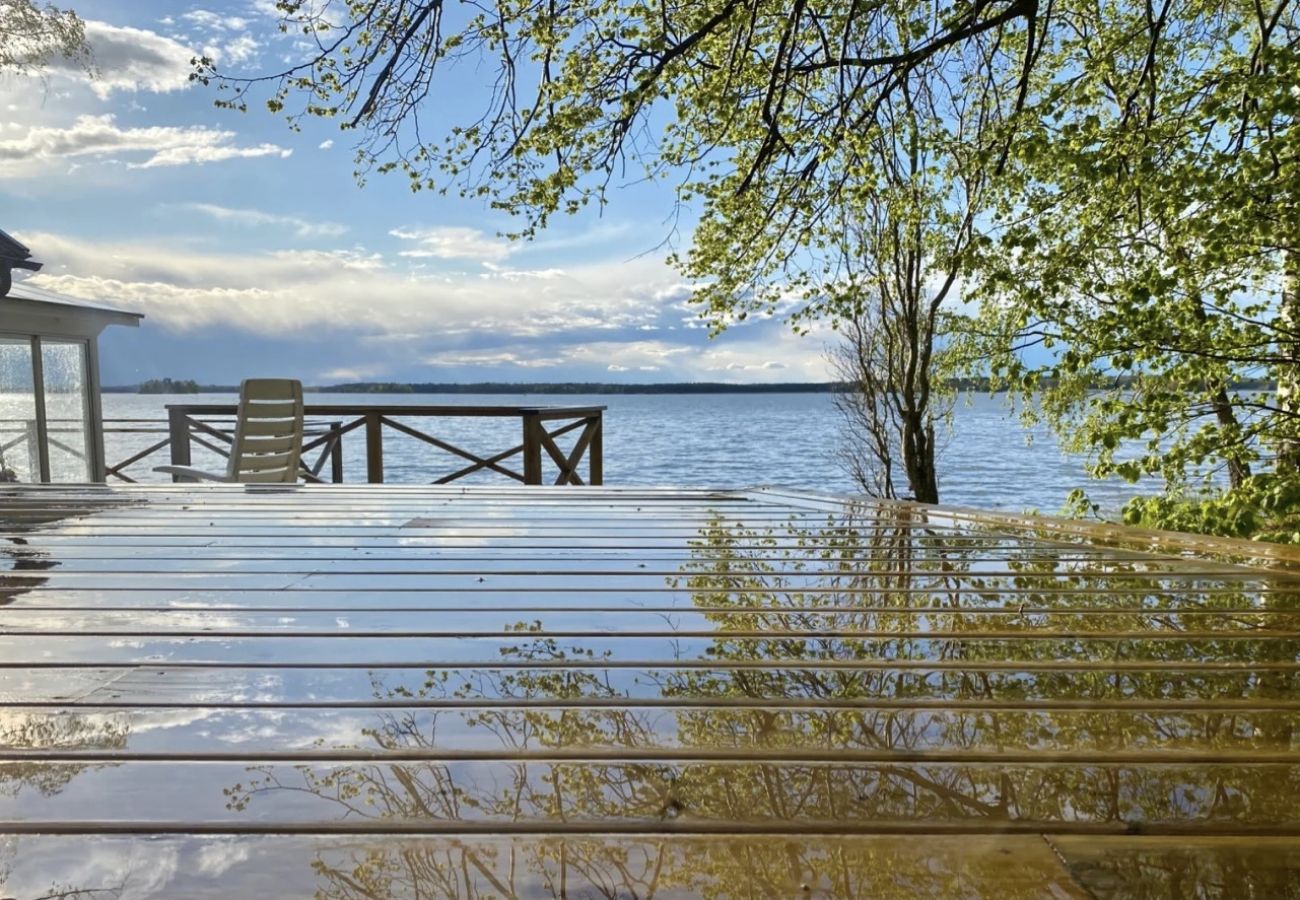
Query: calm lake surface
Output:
[[93, 391, 1139, 513]]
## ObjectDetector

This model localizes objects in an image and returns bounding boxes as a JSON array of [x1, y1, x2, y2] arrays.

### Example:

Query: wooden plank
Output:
[[6, 665, 1296, 707], [2, 760, 1300, 833], [4, 608, 1298, 636], [10, 577, 1300, 603], [9, 588, 1300, 615], [3, 705, 1298, 758], [0, 544, 1190, 561], [3, 534, 1208, 552], [2, 633, 1298, 666], [9, 553, 1283, 578], [1048, 835, 1300, 899], [0, 833, 1093, 899]]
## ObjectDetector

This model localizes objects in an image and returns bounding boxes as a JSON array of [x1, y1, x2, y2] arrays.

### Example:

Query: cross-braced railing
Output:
[[149, 403, 604, 486]]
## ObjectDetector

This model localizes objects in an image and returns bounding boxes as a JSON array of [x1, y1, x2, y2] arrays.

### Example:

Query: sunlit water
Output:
[[51, 391, 1151, 513]]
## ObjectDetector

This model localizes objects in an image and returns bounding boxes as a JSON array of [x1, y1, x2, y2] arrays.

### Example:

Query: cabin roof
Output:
[[0, 227, 32, 259], [2, 279, 143, 336]]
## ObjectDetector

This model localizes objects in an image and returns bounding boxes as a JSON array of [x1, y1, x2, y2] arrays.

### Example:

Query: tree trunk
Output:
[[902, 412, 940, 503], [1210, 385, 1251, 489], [1189, 292, 1251, 488]]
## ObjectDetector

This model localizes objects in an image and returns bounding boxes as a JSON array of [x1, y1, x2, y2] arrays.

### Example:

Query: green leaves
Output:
[[1119, 473, 1300, 543], [955, 0, 1299, 539]]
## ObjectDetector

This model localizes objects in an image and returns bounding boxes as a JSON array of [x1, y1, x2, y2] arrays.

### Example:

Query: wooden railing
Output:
[[152, 404, 605, 486], [6, 404, 606, 485], [0, 419, 95, 483]]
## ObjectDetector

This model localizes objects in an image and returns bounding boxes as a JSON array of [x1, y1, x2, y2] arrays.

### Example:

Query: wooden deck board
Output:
[[2, 483, 1298, 897], [0, 834, 1095, 899], [7, 665, 1297, 707], [3, 705, 1297, 757], [7, 608, 1300, 635]]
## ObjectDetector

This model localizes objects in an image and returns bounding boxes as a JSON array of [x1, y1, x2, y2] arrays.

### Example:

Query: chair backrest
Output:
[[226, 378, 304, 483]]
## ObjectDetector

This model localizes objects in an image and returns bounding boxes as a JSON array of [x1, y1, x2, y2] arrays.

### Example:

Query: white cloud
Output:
[[65, 22, 195, 97], [17, 231, 835, 382], [178, 203, 347, 238], [722, 360, 785, 371], [195, 839, 252, 876], [0, 114, 291, 175], [425, 351, 567, 368], [137, 142, 291, 168], [322, 366, 381, 381], [318, 139, 334, 150], [20, 231, 667, 340], [390, 226, 513, 263], [216, 34, 260, 65], [182, 10, 251, 31]]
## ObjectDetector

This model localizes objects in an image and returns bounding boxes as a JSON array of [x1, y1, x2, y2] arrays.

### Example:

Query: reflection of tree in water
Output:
[[223, 513, 1300, 898], [1063, 838, 1300, 900], [0, 868, 129, 900], [0, 493, 160, 899], [0, 711, 128, 798], [0, 713, 132, 900], [0, 538, 58, 605], [1, 492, 143, 604]]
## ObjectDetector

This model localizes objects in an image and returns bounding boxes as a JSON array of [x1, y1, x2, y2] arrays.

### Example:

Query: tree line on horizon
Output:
[[112, 376, 1284, 396]]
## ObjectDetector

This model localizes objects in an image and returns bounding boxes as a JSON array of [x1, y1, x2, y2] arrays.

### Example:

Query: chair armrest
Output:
[[153, 465, 232, 483]]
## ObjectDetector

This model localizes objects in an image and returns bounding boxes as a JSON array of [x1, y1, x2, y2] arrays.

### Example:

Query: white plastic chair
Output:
[[155, 378, 305, 483]]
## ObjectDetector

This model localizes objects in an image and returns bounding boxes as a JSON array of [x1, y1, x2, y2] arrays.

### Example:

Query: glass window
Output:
[[41, 340, 92, 482], [0, 338, 38, 483]]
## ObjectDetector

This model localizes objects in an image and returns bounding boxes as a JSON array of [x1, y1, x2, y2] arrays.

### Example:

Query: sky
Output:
[[0, 0, 839, 386]]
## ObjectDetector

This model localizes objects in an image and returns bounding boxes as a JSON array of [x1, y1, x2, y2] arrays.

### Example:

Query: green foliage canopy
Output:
[[956, 0, 1299, 537], [198, 0, 1032, 329]]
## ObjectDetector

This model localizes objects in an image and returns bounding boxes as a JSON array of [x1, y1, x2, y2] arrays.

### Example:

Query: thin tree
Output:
[[826, 74, 994, 503]]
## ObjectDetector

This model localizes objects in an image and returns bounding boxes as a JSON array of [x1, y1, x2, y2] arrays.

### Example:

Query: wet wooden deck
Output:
[[1, 483, 1299, 898]]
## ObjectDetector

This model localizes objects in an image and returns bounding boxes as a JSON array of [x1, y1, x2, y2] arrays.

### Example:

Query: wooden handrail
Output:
[[141, 403, 605, 487], [164, 403, 607, 417]]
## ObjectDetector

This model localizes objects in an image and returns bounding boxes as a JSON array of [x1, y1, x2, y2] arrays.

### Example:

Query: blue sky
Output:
[[0, 0, 837, 386]]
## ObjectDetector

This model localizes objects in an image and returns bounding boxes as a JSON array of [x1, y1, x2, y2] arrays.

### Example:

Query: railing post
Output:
[[166, 407, 191, 483], [365, 413, 384, 483], [24, 419, 40, 483], [329, 423, 344, 483], [589, 413, 603, 486], [522, 412, 543, 485]]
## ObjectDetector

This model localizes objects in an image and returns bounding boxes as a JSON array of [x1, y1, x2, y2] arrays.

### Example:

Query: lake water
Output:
[[86, 391, 1140, 514]]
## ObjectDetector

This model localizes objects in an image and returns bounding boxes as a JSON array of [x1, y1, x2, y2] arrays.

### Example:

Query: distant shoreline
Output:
[[104, 376, 1281, 395], [108, 381, 854, 395]]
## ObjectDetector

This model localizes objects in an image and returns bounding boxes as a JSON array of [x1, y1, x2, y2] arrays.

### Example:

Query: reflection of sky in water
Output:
[[2, 495, 1299, 896], [0, 833, 1138, 899]]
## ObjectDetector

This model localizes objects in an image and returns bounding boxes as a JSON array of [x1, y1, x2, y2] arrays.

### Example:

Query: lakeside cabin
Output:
[[2, 280, 1299, 897], [0, 278, 141, 484]]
